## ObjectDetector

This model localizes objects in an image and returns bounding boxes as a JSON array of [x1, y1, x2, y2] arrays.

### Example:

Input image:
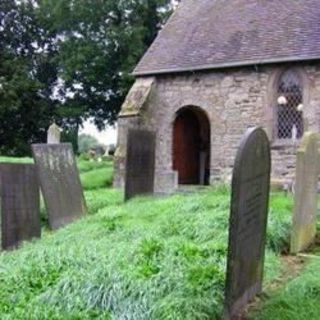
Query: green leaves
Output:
[[0, 0, 174, 155]]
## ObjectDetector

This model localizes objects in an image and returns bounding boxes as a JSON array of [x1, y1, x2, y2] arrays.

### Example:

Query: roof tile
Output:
[[134, 0, 320, 75]]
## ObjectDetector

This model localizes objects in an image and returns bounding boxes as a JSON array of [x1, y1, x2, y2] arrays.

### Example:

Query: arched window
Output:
[[276, 70, 304, 140]]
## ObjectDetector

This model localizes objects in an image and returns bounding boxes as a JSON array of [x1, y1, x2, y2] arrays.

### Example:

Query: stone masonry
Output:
[[114, 62, 320, 193]]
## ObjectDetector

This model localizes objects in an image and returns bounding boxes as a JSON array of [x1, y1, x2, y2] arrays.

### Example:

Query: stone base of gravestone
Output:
[[224, 127, 271, 320], [0, 164, 41, 250], [125, 129, 156, 201], [291, 132, 319, 254], [32, 143, 87, 230]]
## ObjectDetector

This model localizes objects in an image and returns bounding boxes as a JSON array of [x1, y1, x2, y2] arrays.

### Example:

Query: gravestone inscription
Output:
[[1, 163, 41, 250], [224, 127, 271, 319], [32, 143, 87, 230], [125, 129, 156, 200], [291, 132, 319, 254], [47, 123, 61, 144]]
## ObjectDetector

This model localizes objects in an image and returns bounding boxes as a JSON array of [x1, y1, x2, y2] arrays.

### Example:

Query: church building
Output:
[[114, 0, 320, 193]]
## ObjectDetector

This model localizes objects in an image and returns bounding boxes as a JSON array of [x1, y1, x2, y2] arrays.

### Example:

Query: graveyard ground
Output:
[[0, 157, 319, 319]]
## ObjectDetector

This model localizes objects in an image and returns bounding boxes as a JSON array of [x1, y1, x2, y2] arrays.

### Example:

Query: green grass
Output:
[[0, 156, 115, 226], [78, 158, 113, 191], [85, 189, 122, 215], [80, 167, 113, 190], [0, 156, 33, 163], [0, 186, 293, 320], [77, 158, 113, 174], [250, 257, 320, 320]]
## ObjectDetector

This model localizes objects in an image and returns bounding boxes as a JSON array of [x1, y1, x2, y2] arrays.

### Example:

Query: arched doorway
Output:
[[173, 106, 210, 185]]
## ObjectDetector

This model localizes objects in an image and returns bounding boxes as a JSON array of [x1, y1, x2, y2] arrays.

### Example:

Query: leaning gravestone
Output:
[[47, 122, 61, 144], [0, 163, 41, 250], [125, 129, 156, 200], [291, 132, 320, 254], [224, 127, 271, 319], [32, 143, 87, 230]]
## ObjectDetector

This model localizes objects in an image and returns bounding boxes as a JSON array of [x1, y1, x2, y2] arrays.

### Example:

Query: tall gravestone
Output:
[[224, 127, 271, 319], [291, 132, 319, 254], [47, 123, 61, 144], [32, 143, 87, 230], [0, 164, 41, 250], [125, 129, 156, 200]]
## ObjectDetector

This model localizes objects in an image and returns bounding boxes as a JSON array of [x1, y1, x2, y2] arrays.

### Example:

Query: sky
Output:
[[79, 118, 117, 146]]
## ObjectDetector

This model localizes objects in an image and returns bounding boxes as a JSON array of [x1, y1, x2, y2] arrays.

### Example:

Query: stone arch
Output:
[[172, 106, 211, 185]]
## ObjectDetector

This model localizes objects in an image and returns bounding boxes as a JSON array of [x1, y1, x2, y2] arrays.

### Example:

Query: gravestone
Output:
[[1, 164, 41, 250], [32, 143, 87, 230], [291, 132, 319, 254], [125, 129, 156, 200], [47, 123, 61, 144], [224, 127, 271, 319]]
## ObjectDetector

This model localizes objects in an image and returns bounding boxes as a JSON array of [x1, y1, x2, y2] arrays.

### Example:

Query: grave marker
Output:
[[32, 143, 87, 230], [47, 123, 61, 144], [291, 132, 319, 254], [1, 164, 41, 250], [125, 129, 156, 200], [224, 127, 271, 319]]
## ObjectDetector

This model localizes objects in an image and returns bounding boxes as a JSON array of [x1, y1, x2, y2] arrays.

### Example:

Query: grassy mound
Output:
[[0, 186, 292, 319]]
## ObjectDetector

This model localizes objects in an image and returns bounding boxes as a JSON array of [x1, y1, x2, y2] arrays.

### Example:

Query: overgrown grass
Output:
[[250, 257, 320, 320], [80, 167, 113, 190], [77, 158, 113, 173], [85, 189, 122, 215], [0, 187, 292, 319]]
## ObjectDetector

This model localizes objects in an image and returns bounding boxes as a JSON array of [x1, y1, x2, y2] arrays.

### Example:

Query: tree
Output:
[[42, 0, 174, 128], [0, 0, 175, 155], [78, 134, 100, 154], [0, 0, 59, 155]]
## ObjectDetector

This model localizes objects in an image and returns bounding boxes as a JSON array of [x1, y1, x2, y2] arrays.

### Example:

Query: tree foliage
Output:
[[0, 0, 175, 155], [78, 133, 100, 154]]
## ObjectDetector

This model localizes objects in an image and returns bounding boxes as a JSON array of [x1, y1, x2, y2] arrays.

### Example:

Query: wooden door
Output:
[[173, 110, 200, 184]]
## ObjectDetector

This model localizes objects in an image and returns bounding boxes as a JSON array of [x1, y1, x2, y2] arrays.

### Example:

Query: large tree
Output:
[[0, 0, 174, 155], [0, 0, 59, 155]]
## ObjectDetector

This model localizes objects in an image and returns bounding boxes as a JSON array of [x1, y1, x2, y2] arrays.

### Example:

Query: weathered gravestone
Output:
[[47, 123, 61, 144], [0, 164, 41, 250], [125, 129, 156, 200], [291, 132, 320, 254], [224, 127, 271, 319], [32, 143, 87, 230]]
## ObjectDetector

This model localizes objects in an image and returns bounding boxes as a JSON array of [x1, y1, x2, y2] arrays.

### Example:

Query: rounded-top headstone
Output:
[[224, 127, 271, 319], [291, 132, 320, 254], [47, 123, 61, 144]]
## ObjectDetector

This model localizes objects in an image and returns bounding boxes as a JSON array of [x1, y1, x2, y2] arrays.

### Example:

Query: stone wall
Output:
[[114, 62, 320, 193]]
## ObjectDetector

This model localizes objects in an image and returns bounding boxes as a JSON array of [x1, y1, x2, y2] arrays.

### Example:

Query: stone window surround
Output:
[[267, 67, 310, 149]]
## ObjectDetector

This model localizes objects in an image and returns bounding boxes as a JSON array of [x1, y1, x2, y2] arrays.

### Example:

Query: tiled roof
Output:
[[134, 0, 320, 75]]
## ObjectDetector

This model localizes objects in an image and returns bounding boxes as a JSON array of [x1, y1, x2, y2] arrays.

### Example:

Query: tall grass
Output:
[[250, 257, 320, 320], [80, 167, 113, 190], [0, 186, 292, 319]]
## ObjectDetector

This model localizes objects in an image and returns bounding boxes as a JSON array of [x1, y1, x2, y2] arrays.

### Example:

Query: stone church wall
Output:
[[114, 62, 320, 193]]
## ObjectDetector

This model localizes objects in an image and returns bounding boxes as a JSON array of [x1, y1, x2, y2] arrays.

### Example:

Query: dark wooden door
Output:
[[173, 110, 200, 184]]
